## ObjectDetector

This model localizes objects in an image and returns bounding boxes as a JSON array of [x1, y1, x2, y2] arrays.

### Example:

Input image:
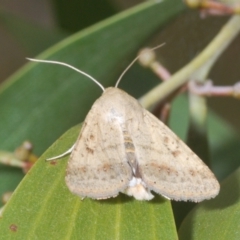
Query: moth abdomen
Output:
[[122, 130, 138, 174]]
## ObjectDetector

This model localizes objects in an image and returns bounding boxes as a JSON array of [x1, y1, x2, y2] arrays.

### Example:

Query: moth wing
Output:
[[132, 109, 220, 202], [65, 105, 132, 199]]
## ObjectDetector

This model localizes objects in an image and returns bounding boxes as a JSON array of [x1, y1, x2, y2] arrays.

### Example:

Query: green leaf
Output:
[[52, 0, 117, 31], [0, 125, 177, 239], [178, 167, 240, 240]]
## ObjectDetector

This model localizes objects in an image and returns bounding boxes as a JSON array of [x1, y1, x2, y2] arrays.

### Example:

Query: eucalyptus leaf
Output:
[[0, 125, 177, 240], [178, 167, 240, 240], [52, 0, 117, 31]]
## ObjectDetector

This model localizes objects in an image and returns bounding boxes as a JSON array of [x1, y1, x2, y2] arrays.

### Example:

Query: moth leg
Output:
[[46, 144, 75, 161]]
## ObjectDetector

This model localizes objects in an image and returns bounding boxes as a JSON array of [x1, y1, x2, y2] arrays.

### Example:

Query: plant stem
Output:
[[139, 15, 240, 109]]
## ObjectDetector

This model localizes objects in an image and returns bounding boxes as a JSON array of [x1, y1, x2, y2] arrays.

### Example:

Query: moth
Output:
[[28, 50, 220, 202]]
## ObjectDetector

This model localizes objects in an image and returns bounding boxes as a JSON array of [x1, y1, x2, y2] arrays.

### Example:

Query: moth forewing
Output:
[[53, 86, 220, 201], [30, 55, 220, 202], [66, 87, 220, 201], [65, 88, 133, 199], [134, 109, 220, 202]]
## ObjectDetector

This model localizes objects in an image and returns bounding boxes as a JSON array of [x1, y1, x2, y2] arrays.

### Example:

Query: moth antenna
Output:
[[27, 58, 105, 92], [115, 43, 165, 88], [46, 144, 75, 161]]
